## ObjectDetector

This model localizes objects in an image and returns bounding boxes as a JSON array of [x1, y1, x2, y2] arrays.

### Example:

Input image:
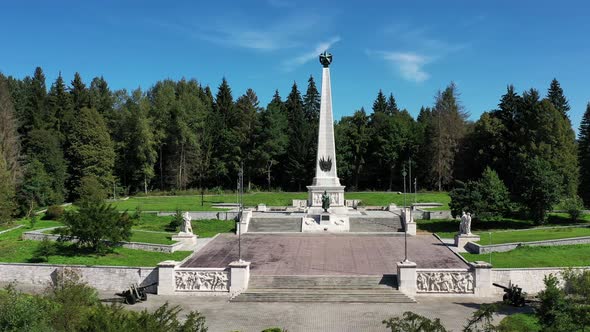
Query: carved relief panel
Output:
[[416, 271, 474, 293], [175, 271, 229, 291]]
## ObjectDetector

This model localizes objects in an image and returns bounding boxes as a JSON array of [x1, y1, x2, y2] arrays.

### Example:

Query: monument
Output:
[[172, 212, 197, 244], [454, 211, 479, 250], [302, 51, 349, 232], [307, 51, 346, 211]]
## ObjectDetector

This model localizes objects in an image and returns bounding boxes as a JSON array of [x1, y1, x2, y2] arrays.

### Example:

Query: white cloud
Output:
[[373, 51, 431, 83], [283, 36, 341, 69]]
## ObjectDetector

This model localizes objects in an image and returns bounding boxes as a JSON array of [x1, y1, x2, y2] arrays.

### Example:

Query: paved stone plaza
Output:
[[126, 294, 522, 332], [182, 234, 468, 275]]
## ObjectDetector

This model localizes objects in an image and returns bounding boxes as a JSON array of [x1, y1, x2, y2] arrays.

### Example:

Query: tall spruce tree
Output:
[[425, 83, 468, 191], [48, 73, 74, 141], [214, 78, 240, 186], [89, 76, 114, 126], [547, 78, 570, 116], [0, 76, 20, 222], [66, 107, 115, 199], [578, 103, 590, 206], [372, 90, 387, 114], [336, 108, 370, 189], [70, 72, 90, 111], [284, 82, 312, 190], [386, 93, 400, 115]]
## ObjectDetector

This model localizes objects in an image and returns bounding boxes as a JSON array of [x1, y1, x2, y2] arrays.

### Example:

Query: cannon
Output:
[[493, 282, 526, 307], [116, 282, 158, 305]]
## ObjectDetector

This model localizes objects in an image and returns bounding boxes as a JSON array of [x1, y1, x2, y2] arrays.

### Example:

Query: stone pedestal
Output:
[[171, 232, 197, 245], [256, 204, 267, 212], [229, 260, 251, 295], [397, 261, 417, 297], [454, 233, 480, 251], [301, 214, 350, 232], [470, 261, 493, 297], [157, 260, 177, 295], [307, 186, 345, 207]]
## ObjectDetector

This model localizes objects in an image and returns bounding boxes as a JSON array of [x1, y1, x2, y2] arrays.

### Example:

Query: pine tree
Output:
[[336, 108, 370, 189], [284, 82, 312, 190], [303, 75, 320, 122], [425, 83, 467, 191], [89, 76, 114, 124], [386, 93, 399, 115], [66, 107, 115, 200], [48, 73, 74, 141], [214, 78, 240, 186], [547, 78, 570, 116], [372, 90, 387, 114], [70, 72, 89, 111], [578, 103, 590, 206], [26, 129, 67, 204], [0, 76, 21, 185]]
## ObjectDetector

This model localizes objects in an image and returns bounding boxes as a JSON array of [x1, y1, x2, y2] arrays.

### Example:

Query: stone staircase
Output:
[[231, 275, 415, 303], [349, 215, 403, 232], [248, 218, 301, 232]]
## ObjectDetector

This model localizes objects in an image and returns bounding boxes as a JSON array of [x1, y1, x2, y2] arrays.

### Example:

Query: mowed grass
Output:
[[111, 191, 450, 212], [461, 244, 590, 268], [476, 227, 590, 245], [417, 213, 590, 239], [134, 213, 236, 238], [0, 219, 191, 266]]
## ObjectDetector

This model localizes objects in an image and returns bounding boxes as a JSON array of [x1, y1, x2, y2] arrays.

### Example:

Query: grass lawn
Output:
[[461, 244, 590, 268], [417, 213, 590, 239], [133, 213, 235, 238], [111, 191, 450, 212], [476, 227, 590, 245], [0, 218, 191, 266]]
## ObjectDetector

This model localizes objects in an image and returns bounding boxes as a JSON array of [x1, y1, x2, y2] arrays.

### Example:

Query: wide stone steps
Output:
[[349, 216, 403, 232], [232, 275, 415, 303], [248, 218, 301, 232]]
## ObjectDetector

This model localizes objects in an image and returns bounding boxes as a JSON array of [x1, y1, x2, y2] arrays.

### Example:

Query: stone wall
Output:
[[0, 263, 158, 292], [465, 236, 590, 254], [492, 267, 590, 295], [157, 211, 239, 220], [22, 231, 184, 253]]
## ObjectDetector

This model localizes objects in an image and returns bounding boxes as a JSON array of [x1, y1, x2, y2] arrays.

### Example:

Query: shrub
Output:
[[45, 205, 65, 220], [497, 313, 540, 332], [383, 311, 448, 332], [76, 175, 107, 206], [60, 202, 133, 253], [32, 237, 56, 262], [562, 195, 584, 222], [0, 284, 52, 331], [167, 209, 183, 232]]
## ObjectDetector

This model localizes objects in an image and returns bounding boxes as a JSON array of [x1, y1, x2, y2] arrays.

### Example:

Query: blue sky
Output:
[[1, 0, 589, 133]]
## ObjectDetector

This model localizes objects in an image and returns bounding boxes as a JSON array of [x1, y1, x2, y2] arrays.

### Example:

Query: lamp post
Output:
[[238, 164, 244, 262], [402, 166, 409, 263]]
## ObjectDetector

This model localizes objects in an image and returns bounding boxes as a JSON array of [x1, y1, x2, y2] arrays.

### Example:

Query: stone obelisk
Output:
[[307, 51, 345, 209]]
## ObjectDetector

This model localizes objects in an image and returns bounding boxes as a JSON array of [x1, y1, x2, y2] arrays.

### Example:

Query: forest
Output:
[[1, 67, 589, 220]]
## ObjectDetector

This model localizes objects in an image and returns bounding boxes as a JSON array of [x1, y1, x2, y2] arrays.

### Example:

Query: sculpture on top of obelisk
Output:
[[307, 51, 345, 209]]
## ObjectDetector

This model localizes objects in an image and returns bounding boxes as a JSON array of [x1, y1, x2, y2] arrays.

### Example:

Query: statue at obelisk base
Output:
[[307, 51, 346, 214], [454, 211, 479, 251], [172, 212, 197, 245]]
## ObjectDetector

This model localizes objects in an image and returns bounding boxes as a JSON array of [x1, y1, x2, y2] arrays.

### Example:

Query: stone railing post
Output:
[[229, 260, 251, 294], [239, 210, 252, 235], [157, 260, 177, 295], [402, 207, 416, 235], [470, 261, 493, 297], [397, 261, 417, 297]]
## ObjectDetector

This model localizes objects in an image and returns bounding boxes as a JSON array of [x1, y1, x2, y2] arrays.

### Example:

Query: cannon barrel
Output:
[[493, 283, 509, 290], [136, 282, 158, 291]]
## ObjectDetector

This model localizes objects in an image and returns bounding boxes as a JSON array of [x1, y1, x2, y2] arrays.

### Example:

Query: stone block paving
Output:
[[183, 234, 468, 275], [126, 294, 522, 332]]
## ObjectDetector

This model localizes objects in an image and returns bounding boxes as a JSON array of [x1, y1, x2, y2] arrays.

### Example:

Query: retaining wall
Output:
[[0, 263, 158, 292], [465, 236, 590, 254], [492, 267, 590, 295]]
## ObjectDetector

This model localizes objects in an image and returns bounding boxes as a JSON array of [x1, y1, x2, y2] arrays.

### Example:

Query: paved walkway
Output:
[[183, 234, 468, 275], [123, 294, 525, 332]]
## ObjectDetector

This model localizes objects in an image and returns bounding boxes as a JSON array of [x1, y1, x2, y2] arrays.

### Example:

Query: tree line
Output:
[[0, 67, 589, 221]]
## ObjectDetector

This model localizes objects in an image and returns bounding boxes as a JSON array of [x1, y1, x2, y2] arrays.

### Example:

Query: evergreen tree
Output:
[[283, 82, 313, 190], [26, 129, 67, 204], [48, 73, 74, 141], [517, 157, 563, 224], [89, 76, 114, 125], [18, 67, 48, 144], [336, 108, 370, 189], [70, 72, 90, 111], [253, 90, 288, 189], [303, 75, 320, 122], [579, 103, 590, 206], [547, 78, 570, 116], [0, 154, 15, 223], [372, 90, 387, 114], [66, 107, 115, 200], [386, 93, 399, 115], [213, 78, 239, 186], [0, 76, 21, 185], [424, 83, 467, 191], [17, 159, 52, 216], [235, 89, 261, 189]]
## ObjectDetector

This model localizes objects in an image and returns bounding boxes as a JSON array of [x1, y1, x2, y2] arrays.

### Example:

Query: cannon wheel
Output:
[[503, 293, 509, 303], [125, 292, 136, 305], [140, 291, 148, 301]]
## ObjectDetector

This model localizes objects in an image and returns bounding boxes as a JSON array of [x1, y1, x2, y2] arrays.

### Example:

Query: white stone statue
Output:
[[459, 211, 472, 235], [181, 212, 193, 234]]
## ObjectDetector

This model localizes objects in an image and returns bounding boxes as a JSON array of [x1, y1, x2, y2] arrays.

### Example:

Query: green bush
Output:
[[562, 195, 584, 222], [32, 237, 57, 262], [167, 209, 183, 232], [45, 205, 65, 220], [497, 313, 540, 332]]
